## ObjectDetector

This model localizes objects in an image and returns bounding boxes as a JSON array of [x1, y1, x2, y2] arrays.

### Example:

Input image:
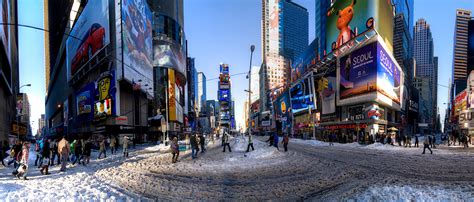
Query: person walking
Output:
[[72, 139, 83, 165], [98, 139, 106, 159], [40, 140, 50, 175], [246, 133, 254, 152], [83, 139, 92, 165], [222, 132, 232, 152], [422, 135, 433, 154], [51, 139, 60, 166], [34, 140, 42, 167], [266, 134, 274, 147], [123, 136, 130, 158], [273, 133, 280, 151], [170, 137, 179, 163], [282, 134, 289, 152], [17, 142, 30, 180], [110, 136, 117, 154], [69, 140, 76, 162], [415, 135, 419, 147], [190, 134, 199, 159], [8, 140, 22, 168], [199, 134, 206, 153], [58, 136, 70, 172]]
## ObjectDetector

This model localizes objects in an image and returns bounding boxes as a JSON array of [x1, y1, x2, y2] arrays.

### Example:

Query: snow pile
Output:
[[290, 138, 330, 147]]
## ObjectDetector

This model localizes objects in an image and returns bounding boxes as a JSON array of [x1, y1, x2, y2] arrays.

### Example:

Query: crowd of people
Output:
[[0, 135, 132, 180]]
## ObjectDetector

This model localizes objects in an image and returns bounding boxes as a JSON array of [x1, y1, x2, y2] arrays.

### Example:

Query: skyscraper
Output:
[[452, 9, 472, 96], [260, 0, 308, 112], [197, 72, 207, 113], [315, 0, 329, 55], [414, 19, 438, 125]]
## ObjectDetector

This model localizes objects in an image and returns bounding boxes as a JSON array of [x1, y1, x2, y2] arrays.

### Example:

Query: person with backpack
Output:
[[58, 136, 70, 172], [8, 141, 22, 168]]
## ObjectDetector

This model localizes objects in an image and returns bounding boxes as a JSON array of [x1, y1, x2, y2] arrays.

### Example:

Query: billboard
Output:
[[454, 90, 467, 117], [338, 40, 402, 108], [67, 0, 110, 80], [274, 90, 292, 130], [325, 0, 393, 54], [94, 72, 116, 121], [268, 0, 280, 53], [153, 37, 186, 79], [219, 89, 230, 102], [220, 64, 229, 74], [291, 39, 319, 83], [76, 83, 94, 118], [290, 77, 315, 114], [168, 69, 183, 123], [321, 68, 337, 115], [122, 0, 153, 94]]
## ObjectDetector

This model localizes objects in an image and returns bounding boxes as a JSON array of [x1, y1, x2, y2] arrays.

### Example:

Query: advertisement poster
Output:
[[219, 90, 230, 102], [468, 70, 474, 109], [290, 77, 315, 114], [122, 0, 153, 95], [76, 83, 93, 117], [274, 90, 292, 130], [220, 64, 229, 74], [376, 42, 401, 104], [454, 90, 467, 117], [339, 42, 377, 100], [321, 68, 337, 115], [291, 40, 318, 82], [94, 72, 116, 120], [67, 0, 110, 80], [153, 37, 186, 79], [268, 0, 280, 53], [325, 0, 393, 54], [16, 94, 23, 115], [0, 0, 10, 66]]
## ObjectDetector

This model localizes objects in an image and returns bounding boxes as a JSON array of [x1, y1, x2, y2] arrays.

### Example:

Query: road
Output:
[[96, 136, 474, 200]]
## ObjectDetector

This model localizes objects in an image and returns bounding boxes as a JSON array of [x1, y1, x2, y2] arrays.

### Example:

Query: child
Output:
[[40, 155, 50, 175]]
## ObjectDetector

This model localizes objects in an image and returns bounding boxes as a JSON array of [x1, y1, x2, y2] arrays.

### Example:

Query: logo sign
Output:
[[347, 105, 365, 121], [459, 109, 474, 128], [261, 120, 271, 126]]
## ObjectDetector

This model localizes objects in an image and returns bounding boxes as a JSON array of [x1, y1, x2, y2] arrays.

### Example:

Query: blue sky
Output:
[[19, 0, 474, 133]]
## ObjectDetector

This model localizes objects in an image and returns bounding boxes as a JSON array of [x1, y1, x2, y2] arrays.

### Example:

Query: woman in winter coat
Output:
[[18, 142, 30, 180], [170, 137, 179, 163], [58, 137, 70, 172]]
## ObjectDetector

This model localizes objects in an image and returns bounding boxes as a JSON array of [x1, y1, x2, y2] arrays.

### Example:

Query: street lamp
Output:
[[247, 45, 255, 137]]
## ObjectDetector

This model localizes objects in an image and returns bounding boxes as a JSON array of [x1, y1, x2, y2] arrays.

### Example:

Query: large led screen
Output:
[[153, 38, 186, 79], [290, 77, 315, 114]]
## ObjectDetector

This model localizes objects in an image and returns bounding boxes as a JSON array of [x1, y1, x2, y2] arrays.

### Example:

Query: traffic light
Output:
[[322, 78, 328, 89], [317, 79, 324, 93]]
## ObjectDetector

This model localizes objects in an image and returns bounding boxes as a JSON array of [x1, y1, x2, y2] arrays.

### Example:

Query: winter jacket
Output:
[[75, 141, 83, 155], [110, 137, 117, 147], [273, 134, 279, 146], [199, 135, 205, 145], [248, 135, 253, 144], [190, 135, 198, 148], [223, 134, 230, 144], [42, 141, 50, 157], [20, 145, 29, 163], [123, 137, 129, 149], [58, 138, 70, 156], [99, 140, 106, 151], [70, 140, 76, 153], [423, 137, 429, 145], [83, 142, 92, 156], [171, 140, 179, 154], [12, 143, 22, 160], [282, 136, 289, 144]]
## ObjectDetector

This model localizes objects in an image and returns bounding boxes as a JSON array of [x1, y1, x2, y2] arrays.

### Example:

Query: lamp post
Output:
[[247, 45, 255, 137]]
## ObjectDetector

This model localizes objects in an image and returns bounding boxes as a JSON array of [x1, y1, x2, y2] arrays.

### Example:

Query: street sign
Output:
[[418, 123, 428, 127], [262, 120, 271, 126]]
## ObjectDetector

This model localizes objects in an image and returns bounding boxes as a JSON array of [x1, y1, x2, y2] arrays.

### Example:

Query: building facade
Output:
[[413, 19, 438, 126], [315, 0, 329, 55], [197, 72, 206, 113], [452, 9, 472, 96]]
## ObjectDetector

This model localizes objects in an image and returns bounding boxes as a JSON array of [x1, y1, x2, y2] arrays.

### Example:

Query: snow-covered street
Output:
[[0, 136, 473, 200]]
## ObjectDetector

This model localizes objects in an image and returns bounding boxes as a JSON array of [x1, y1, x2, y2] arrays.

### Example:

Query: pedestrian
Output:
[[433, 135, 437, 148], [463, 135, 469, 149], [282, 134, 289, 152], [110, 136, 117, 154], [8, 140, 22, 168], [246, 133, 254, 152], [170, 137, 179, 163], [222, 132, 232, 152], [428, 135, 433, 148], [51, 139, 60, 166], [40, 140, 50, 175], [415, 135, 419, 147], [34, 139, 42, 166], [15, 142, 30, 180], [123, 136, 129, 158], [72, 139, 83, 165], [69, 140, 76, 162], [190, 134, 199, 159], [199, 134, 206, 153], [273, 133, 280, 151], [329, 133, 334, 146], [82, 139, 92, 165], [0, 140, 8, 167], [98, 139, 106, 159], [266, 134, 274, 147], [58, 136, 70, 172], [422, 135, 433, 154]]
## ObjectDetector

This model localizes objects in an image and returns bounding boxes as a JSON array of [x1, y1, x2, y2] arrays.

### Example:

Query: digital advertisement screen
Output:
[[122, 0, 153, 95], [76, 87, 92, 116], [274, 90, 292, 129], [376, 42, 401, 104], [291, 39, 319, 83], [153, 37, 186, 79], [290, 78, 315, 114], [67, 0, 110, 80], [94, 72, 116, 120], [321, 68, 337, 115], [219, 90, 230, 102]]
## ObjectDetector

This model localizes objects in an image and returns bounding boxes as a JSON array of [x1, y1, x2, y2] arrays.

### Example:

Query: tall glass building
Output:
[[281, 0, 309, 61], [315, 0, 329, 55], [197, 72, 207, 113]]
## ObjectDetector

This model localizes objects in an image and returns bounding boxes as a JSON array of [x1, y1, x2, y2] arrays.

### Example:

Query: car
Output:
[[71, 23, 106, 75]]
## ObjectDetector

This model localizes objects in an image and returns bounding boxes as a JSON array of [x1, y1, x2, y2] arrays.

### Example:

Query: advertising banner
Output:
[[459, 109, 474, 129], [76, 83, 94, 119], [67, 0, 110, 80], [338, 40, 402, 108], [94, 71, 116, 121], [153, 37, 186, 79], [325, 0, 393, 54], [220, 64, 229, 74], [454, 90, 467, 117], [219, 90, 230, 102], [274, 90, 292, 130], [339, 42, 377, 101], [321, 68, 337, 115], [16, 94, 23, 116], [168, 69, 182, 123], [290, 77, 315, 114], [122, 0, 153, 95], [0, 0, 10, 66], [468, 71, 474, 109], [291, 40, 318, 82], [268, 0, 280, 53]]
